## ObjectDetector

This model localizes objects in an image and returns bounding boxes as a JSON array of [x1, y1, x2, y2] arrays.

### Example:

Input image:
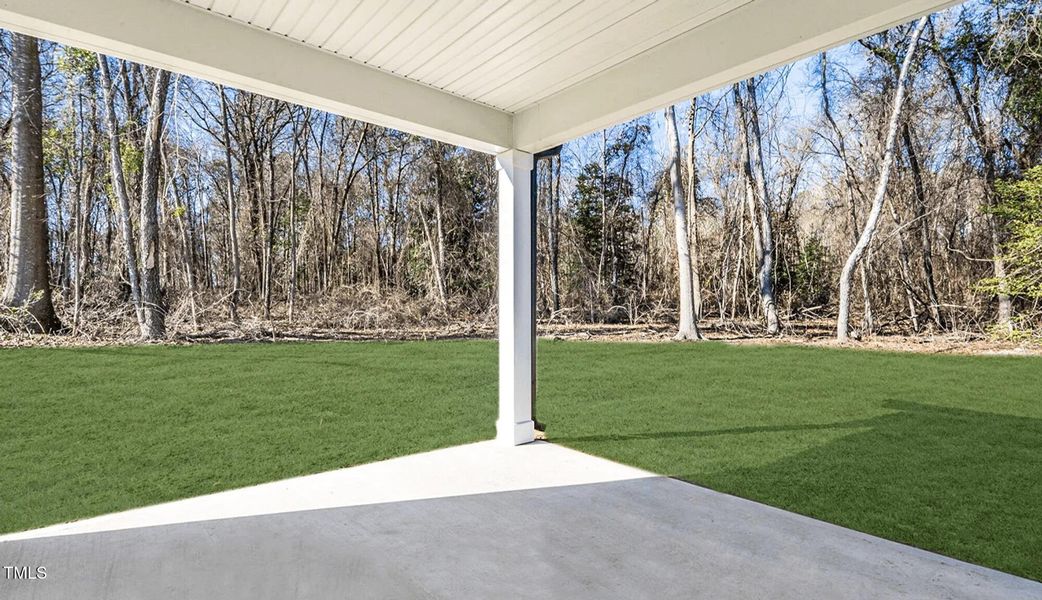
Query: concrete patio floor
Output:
[[1, 441, 1038, 599]]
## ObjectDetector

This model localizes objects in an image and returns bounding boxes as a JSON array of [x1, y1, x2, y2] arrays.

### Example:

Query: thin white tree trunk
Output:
[[598, 129, 607, 296], [860, 254, 874, 334], [837, 16, 928, 341], [730, 205, 746, 321], [664, 105, 702, 340], [733, 84, 763, 325], [821, 52, 875, 335], [97, 55, 145, 331], [433, 156, 447, 306], [219, 85, 242, 322], [737, 79, 780, 334], [418, 202, 445, 305], [289, 114, 301, 323]]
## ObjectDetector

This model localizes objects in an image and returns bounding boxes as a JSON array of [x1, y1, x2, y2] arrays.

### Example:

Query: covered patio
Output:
[[4, 0, 1040, 597], [2, 441, 1038, 598]]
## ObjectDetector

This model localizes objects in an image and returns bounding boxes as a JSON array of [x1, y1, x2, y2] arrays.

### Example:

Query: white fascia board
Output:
[[512, 0, 959, 152], [0, 0, 514, 154]]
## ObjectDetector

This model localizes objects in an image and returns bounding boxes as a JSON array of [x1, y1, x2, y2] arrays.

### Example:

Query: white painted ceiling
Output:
[[182, 0, 747, 114]]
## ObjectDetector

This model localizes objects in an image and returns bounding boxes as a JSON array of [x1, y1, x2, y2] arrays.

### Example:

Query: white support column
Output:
[[496, 149, 536, 446]]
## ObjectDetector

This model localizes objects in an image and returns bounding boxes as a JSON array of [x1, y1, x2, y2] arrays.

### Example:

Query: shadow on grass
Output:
[[561, 400, 1042, 582], [555, 419, 877, 443]]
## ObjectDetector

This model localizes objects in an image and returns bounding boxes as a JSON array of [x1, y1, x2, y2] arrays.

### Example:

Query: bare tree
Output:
[[685, 98, 704, 320], [219, 84, 241, 322], [734, 79, 781, 334], [820, 52, 875, 333], [664, 105, 702, 340], [548, 155, 562, 315], [901, 122, 945, 329], [2, 34, 60, 332], [2, 5, 1034, 342], [932, 25, 1013, 330], [97, 55, 145, 331], [96, 57, 171, 339], [137, 68, 172, 339], [837, 16, 929, 341]]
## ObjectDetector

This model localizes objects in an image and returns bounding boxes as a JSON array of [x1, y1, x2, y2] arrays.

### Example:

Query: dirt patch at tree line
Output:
[[2, 319, 1038, 356], [541, 322, 1042, 356]]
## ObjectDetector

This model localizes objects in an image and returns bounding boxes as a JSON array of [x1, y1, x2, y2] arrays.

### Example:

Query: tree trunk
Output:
[[821, 52, 874, 336], [219, 86, 242, 322], [685, 98, 703, 320], [598, 129, 607, 296], [433, 152, 448, 305], [902, 123, 944, 329], [172, 172, 199, 329], [860, 251, 874, 334], [730, 203, 746, 321], [138, 68, 171, 339], [888, 200, 921, 332], [71, 166, 83, 333], [733, 85, 763, 324], [419, 200, 445, 305], [838, 16, 928, 341], [98, 55, 146, 331], [289, 115, 301, 323], [1, 34, 60, 332], [738, 78, 780, 334], [548, 155, 562, 315], [664, 105, 702, 340]]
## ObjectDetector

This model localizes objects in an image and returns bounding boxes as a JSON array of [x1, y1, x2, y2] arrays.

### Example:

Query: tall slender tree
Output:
[[820, 52, 874, 333], [664, 105, 702, 340], [838, 16, 929, 341], [219, 84, 242, 322], [96, 58, 171, 339], [97, 55, 145, 331], [736, 78, 781, 334], [685, 97, 704, 320], [547, 155, 562, 315], [137, 67, 171, 339]]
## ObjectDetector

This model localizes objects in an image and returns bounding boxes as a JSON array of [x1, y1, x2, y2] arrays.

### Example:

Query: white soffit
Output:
[[183, 0, 749, 113], [0, 0, 514, 153], [0, 0, 959, 153]]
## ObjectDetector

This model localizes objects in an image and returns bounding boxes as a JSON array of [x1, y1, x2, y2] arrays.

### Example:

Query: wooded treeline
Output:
[[0, 0, 1039, 341]]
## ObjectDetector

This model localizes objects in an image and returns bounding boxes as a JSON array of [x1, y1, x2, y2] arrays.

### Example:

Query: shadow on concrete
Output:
[[1, 476, 1039, 600], [559, 401, 1042, 582]]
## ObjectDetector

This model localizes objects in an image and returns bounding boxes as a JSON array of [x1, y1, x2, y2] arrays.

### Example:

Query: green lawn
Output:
[[0, 341, 497, 535], [1, 340, 1040, 581]]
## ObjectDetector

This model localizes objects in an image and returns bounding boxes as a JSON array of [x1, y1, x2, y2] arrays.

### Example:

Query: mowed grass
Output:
[[2, 340, 1040, 580], [0, 341, 497, 535]]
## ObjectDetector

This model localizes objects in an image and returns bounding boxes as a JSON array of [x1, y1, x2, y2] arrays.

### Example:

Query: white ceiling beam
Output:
[[512, 0, 959, 152], [0, 0, 514, 153]]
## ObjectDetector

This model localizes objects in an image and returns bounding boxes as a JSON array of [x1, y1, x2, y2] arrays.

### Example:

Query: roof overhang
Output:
[[513, 0, 960, 151], [0, 0, 957, 154]]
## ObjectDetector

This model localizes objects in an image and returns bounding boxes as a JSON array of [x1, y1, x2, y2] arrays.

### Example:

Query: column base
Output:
[[496, 419, 536, 446]]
